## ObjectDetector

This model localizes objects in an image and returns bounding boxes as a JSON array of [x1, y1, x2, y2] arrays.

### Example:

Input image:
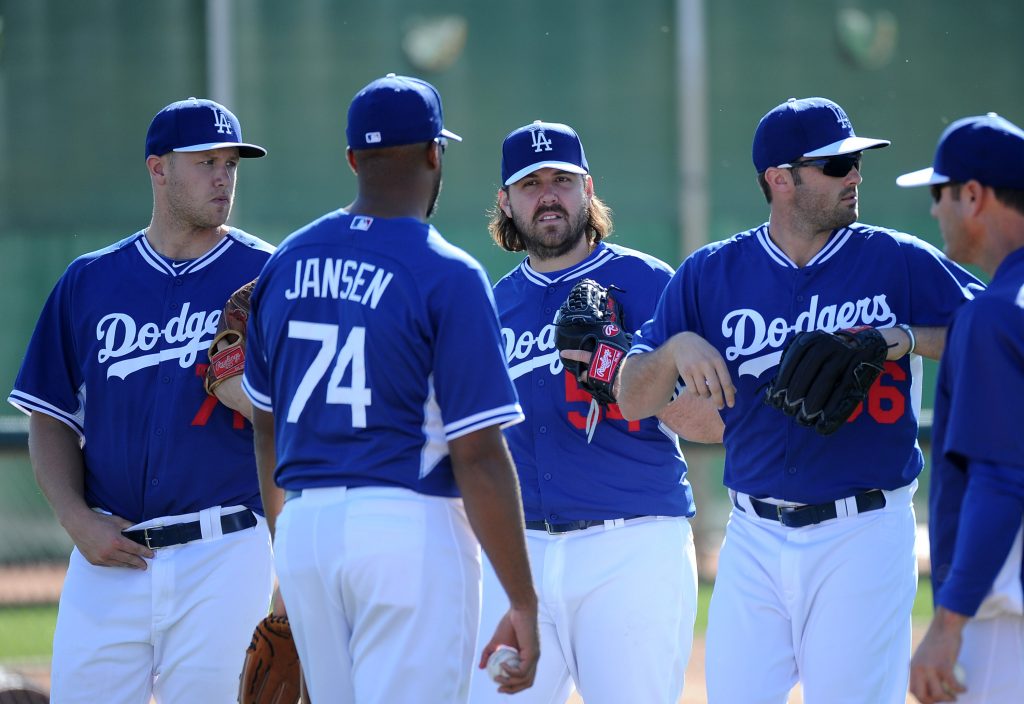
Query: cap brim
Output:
[[504, 161, 588, 186], [896, 167, 950, 188], [174, 142, 268, 158], [804, 136, 891, 158], [440, 128, 463, 143]]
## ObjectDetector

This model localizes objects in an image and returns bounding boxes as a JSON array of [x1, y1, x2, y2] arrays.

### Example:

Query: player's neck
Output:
[[766, 214, 832, 268], [346, 196, 428, 221], [144, 218, 229, 260]]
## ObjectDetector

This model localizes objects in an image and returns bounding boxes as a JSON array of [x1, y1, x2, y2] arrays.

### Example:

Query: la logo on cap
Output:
[[213, 109, 234, 135], [530, 128, 553, 153]]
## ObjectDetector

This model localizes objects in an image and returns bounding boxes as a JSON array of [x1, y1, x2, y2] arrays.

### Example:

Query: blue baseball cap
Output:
[[501, 121, 589, 186], [752, 97, 890, 173], [346, 73, 462, 150], [145, 97, 266, 159], [896, 113, 1024, 190]]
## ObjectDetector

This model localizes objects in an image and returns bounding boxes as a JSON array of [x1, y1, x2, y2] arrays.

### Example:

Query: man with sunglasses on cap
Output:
[[617, 97, 982, 703], [8, 98, 276, 702], [242, 74, 539, 703], [897, 114, 1024, 704], [469, 120, 722, 704]]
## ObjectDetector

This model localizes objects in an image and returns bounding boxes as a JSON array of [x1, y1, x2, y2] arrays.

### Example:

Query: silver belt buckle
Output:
[[141, 527, 155, 549], [544, 520, 558, 535]]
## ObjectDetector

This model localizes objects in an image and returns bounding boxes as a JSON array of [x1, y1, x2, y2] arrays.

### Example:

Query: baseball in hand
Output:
[[486, 645, 520, 681], [953, 662, 967, 686]]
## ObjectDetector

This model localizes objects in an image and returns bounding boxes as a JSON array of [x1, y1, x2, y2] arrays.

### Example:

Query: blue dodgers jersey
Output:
[[930, 247, 1024, 597], [8, 230, 274, 522], [243, 210, 523, 498], [632, 223, 982, 504], [494, 242, 694, 523]]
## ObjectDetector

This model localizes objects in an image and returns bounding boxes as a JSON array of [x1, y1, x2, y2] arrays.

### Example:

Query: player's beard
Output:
[[792, 183, 858, 233], [426, 169, 442, 219], [166, 174, 234, 230], [511, 202, 589, 261]]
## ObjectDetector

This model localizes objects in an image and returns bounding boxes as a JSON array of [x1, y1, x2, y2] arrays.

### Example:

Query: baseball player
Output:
[[898, 114, 1024, 704], [7, 98, 275, 703], [241, 74, 539, 704], [617, 97, 983, 704], [468, 121, 721, 704]]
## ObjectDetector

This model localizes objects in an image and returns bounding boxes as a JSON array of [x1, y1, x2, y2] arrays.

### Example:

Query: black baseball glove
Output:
[[765, 326, 888, 435], [554, 278, 631, 406]]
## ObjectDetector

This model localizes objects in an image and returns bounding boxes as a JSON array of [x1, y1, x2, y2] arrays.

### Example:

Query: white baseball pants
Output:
[[50, 508, 273, 703], [470, 515, 698, 704], [274, 486, 481, 704], [705, 484, 918, 704]]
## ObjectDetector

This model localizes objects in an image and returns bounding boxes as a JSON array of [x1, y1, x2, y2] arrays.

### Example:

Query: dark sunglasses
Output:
[[930, 182, 959, 203], [779, 153, 862, 178]]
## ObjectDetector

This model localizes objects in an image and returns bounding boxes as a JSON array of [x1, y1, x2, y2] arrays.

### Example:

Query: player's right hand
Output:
[[670, 331, 736, 410], [66, 509, 154, 569], [478, 604, 539, 694]]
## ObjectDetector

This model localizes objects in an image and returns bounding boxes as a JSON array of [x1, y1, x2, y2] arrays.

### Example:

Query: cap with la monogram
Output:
[[145, 97, 266, 159], [752, 97, 889, 173], [501, 121, 589, 186]]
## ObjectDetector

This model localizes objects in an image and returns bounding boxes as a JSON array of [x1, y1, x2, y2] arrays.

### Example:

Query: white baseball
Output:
[[953, 662, 967, 686], [486, 645, 520, 681]]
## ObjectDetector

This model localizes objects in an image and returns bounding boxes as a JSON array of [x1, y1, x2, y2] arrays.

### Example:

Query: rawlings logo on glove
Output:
[[765, 326, 889, 435], [554, 279, 631, 407]]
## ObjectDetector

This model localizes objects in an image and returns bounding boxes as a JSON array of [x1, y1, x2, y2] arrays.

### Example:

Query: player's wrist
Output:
[[895, 323, 916, 358], [932, 605, 970, 632]]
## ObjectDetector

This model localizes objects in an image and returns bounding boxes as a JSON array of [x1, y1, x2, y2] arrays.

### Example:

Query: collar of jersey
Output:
[[519, 242, 615, 286], [755, 223, 855, 269], [133, 230, 236, 277]]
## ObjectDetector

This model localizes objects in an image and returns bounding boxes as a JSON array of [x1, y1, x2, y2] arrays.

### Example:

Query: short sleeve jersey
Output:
[[631, 223, 981, 503], [9, 230, 274, 522], [243, 210, 523, 498], [493, 242, 694, 523]]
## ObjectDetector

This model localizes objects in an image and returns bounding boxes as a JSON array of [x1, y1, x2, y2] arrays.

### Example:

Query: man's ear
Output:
[[147, 154, 167, 182], [962, 180, 987, 217], [346, 148, 358, 174], [426, 140, 442, 170], [497, 187, 512, 218]]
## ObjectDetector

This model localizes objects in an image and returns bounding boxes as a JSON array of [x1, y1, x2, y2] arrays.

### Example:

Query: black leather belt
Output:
[[123, 510, 257, 549], [524, 518, 644, 535], [744, 490, 886, 528]]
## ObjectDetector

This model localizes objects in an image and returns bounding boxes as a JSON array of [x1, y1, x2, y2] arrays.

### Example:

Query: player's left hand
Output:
[[554, 279, 631, 406], [205, 278, 256, 410], [477, 607, 539, 694], [909, 610, 968, 703]]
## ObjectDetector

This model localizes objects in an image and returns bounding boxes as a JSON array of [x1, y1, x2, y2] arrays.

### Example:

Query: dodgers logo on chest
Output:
[[96, 302, 220, 380], [500, 323, 563, 380], [723, 293, 896, 378]]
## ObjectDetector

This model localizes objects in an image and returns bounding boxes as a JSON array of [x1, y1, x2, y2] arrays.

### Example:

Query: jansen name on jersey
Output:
[[243, 210, 523, 498]]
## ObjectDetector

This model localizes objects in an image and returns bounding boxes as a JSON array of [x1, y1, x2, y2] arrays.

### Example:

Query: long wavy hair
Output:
[[487, 190, 614, 253]]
